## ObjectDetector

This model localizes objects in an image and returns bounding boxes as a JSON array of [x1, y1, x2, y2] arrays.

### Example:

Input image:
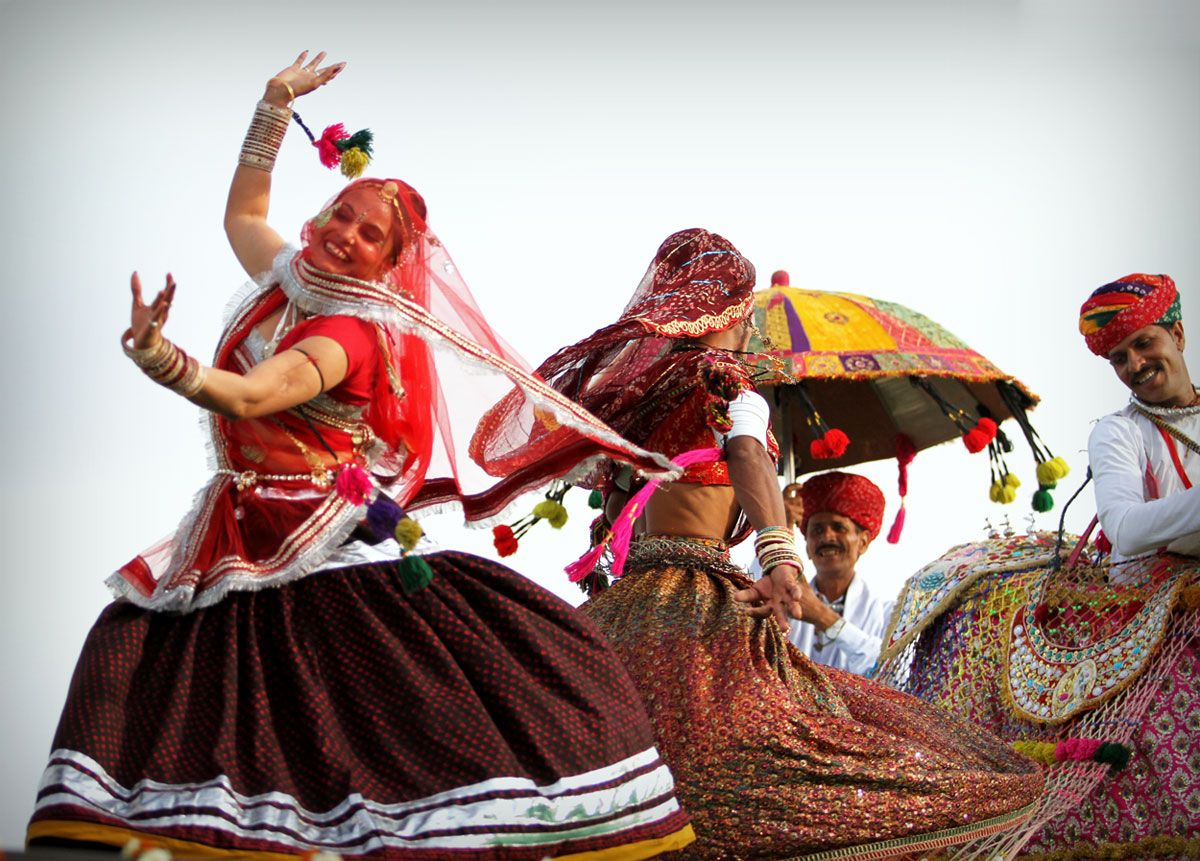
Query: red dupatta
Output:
[[110, 179, 679, 613]]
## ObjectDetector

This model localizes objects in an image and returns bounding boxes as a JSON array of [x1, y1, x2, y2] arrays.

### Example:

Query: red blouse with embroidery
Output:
[[277, 315, 379, 405]]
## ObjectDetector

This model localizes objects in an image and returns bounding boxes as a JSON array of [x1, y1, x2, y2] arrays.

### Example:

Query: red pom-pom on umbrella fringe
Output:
[[962, 417, 998, 453]]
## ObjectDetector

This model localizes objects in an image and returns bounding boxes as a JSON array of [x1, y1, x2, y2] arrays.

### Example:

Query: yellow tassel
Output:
[[532, 499, 569, 529], [1004, 472, 1021, 489], [1013, 740, 1057, 765], [340, 148, 370, 179], [1037, 457, 1070, 485], [989, 481, 1003, 503], [394, 517, 424, 551]]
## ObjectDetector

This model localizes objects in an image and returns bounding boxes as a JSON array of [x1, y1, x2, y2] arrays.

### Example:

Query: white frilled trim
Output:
[[36, 747, 682, 853]]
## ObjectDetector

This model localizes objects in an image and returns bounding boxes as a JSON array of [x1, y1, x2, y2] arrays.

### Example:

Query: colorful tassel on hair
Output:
[[587, 489, 604, 509], [334, 464, 374, 506]]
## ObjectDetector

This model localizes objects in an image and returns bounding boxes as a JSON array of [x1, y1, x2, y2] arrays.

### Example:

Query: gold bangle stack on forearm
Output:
[[124, 336, 208, 398], [239, 99, 292, 172], [755, 526, 802, 572]]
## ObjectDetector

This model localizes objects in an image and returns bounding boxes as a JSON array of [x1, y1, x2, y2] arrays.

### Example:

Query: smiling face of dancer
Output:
[[1105, 321, 1194, 407], [305, 185, 401, 281]]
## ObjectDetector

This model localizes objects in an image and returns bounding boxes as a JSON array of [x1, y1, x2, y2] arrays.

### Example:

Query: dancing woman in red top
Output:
[[27, 53, 693, 860], [509, 228, 1046, 860]]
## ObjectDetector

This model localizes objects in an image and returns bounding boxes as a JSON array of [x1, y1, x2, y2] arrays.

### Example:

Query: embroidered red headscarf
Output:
[[473, 229, 761, 492], [799, 471, 886, 539], [1078, 274, 1182, 356]]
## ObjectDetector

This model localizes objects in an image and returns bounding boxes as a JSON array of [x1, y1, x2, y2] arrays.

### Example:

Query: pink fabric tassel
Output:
[[565, 448, 723, 581], [886, 503, 906, 544], [565, 542, 609, 583], [334, 464, 374, 506]]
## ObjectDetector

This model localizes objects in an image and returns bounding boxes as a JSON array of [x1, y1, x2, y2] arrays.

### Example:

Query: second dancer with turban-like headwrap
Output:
[[480, 228, 1046, 860]]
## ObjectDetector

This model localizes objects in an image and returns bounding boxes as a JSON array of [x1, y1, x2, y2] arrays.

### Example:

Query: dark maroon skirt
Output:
[[29, 551, 692, 859]]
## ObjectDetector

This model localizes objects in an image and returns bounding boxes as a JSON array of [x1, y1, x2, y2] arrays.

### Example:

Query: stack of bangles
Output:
[[123, 333, 207, 398], [755, 526, 802, 573], [239, 97, 292, 173]]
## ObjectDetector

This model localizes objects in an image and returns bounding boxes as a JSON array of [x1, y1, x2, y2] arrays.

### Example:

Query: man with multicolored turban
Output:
[[1080, 273, 1199, 559], [788, 470, 894, 674]]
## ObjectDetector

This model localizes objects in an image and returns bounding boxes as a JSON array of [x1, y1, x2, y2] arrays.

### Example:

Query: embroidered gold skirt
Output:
[[583, 536, 1044, 860]]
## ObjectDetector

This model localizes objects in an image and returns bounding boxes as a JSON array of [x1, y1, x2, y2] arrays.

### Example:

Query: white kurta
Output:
[[1088, 399, 1200, 561], [748, 543, 892, 676], [787, 573, 893, 676]]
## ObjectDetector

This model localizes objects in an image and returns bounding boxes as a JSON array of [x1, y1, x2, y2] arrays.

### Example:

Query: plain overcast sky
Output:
[[0, 0, 1197, 847]]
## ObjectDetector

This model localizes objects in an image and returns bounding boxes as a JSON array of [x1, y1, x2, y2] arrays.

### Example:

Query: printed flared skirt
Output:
[[28, 550, 694, 859], [582, 537, 1045, 861]]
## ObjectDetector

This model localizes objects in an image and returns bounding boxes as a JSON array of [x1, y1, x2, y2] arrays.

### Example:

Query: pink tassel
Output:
[[895, 433, 917, 496], [566, 541, 609, 583], [566, 448, 723, 582], [886, 503, 906, 544], [334, 464, 373, 505], [316, 124, 349, 168]]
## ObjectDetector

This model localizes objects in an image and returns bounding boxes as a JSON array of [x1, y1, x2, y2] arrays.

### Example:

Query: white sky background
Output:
[[0, 0, 1198, 846]]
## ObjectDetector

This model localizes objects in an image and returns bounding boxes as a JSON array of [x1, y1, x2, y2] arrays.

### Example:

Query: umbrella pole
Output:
[[776, 387, 796, 485]]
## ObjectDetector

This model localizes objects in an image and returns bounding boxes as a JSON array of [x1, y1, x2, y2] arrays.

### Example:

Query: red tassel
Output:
[[333, 464, 373, 505], [810, 428, 849, 460], [492, 524, 519, 557], [823, 428, 850, 458], [316, 123, 349, 168], [962, 417, 998, 453], [886, 504, 906, 544]]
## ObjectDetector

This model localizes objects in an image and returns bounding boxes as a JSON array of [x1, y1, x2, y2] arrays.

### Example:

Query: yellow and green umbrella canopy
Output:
[[749, 274, 1057, 506]]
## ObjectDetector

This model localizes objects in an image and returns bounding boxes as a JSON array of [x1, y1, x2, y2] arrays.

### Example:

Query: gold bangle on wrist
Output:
[[268, 77, 296, 105]]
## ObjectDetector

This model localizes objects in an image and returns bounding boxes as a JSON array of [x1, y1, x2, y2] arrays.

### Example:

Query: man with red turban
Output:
[[1080, 274, 1199, 560], [788, 471, 894, 675]]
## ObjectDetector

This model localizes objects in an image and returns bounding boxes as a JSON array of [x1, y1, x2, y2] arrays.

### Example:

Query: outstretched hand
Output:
[[126, 271, 174, 350], [267, 50, 345, 103], [734, 563, 807, 631]]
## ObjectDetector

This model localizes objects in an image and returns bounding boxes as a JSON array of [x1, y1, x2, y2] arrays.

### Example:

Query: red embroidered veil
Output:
[[472, 228, 765, 491]]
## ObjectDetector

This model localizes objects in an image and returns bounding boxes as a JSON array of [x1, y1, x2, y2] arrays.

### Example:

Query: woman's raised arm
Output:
[[225, 51, 344, 278]]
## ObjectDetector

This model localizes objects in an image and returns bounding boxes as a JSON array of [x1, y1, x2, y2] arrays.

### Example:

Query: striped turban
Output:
[[1079, 274, 1182, 356]]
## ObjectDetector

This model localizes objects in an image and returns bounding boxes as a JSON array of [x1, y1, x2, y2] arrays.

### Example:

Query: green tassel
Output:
[[1032, 487, 1055, 512], [1094, 742, 1131, 772], [398, 554, 434, 594], [336, 128, 374, 157], [587, 489, 604, 509]]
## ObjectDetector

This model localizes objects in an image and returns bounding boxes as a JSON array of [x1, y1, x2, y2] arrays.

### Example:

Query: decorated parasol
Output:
[[751, 271, 1068, 538]]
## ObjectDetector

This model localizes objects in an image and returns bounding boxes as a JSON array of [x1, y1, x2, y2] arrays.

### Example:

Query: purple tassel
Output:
[[366, 493, 406, 542]]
